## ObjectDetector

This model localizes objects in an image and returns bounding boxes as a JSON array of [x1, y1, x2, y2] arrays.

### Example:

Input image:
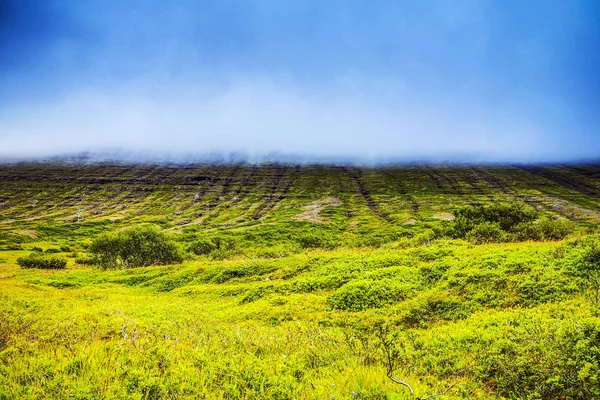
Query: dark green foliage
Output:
[[74, 255, 96, 266], [328, 280, 410, 311], [59, 245, 71, 252], [89, 226, 183, 269], [17, 253, 67, 269], [187, 235, 237, 259], [467, 221, 505, 244], [403, 294, 479, 326], [439, 203, 572, 243], [418, 263, 450, 286], [472, 319, 600, 399], [188, 237, 216, 255], [44, 248, 61, 254], [208, 262, 277, 284], [573, 238, 600, 308], [297, 232, 338, 249], [1, 244, 23, 250], [0, 232, 35, 244], [30, 247, 43, 253]]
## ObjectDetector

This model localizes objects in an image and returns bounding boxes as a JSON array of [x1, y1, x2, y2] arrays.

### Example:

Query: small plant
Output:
[[17, 253, 67, 269], [44, 248, 61, 254]]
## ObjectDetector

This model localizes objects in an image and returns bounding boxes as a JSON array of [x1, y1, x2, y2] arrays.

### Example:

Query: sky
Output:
[[0, 0, 599, 163]]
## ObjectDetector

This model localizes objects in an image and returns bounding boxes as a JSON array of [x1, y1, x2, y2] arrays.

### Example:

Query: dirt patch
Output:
[[402, 218, 417, 225], [294, 197, 342, 222], [433, 213, 455, 221]]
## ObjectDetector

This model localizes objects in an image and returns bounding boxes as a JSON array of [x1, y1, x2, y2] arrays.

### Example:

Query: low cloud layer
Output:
[[0, 1, 598, 163], [1, 78, 595, 163]]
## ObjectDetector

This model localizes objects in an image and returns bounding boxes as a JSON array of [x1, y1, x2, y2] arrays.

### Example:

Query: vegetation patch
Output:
[[17, 253, 67, 269]]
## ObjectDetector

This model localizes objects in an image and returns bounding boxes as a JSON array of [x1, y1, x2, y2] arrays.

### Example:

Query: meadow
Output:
[[1, 162, 599, 399]]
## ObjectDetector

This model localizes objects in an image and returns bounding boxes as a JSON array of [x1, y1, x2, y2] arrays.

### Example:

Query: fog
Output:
[[2, 77, 596, 164], [0, 0, 598, 164]]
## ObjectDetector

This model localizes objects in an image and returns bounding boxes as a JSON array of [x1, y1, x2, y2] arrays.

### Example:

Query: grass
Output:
[[1, 162, 600, 399]]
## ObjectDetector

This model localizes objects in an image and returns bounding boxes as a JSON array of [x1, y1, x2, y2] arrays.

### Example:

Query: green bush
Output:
[[3, 244, 23, 251], [188, 235, 237, 258], [328, 280, 408, 311], [89, 226, 183, 269], [188, 238, 216, 255], [74, 255, 96, 266], [297, 232, 338, 249], [537, 218, 572, 240], [17, 253, 67, 269], [467, 222, 505, 244], [440, 204, 571, 244], [44, 248, 61, 254], [574, 239, 600, 307]]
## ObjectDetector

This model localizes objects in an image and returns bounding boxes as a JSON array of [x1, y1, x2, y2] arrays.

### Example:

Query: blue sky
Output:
[[0, 0, 598, 162]]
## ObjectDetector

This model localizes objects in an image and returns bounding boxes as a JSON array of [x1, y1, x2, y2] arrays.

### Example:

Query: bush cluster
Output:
[[328, 280, 409, 311], [438, 203, 572, 244], [188, 235, 237, 259], [17, 253, 67, 269], [90, 226, 183, 269]]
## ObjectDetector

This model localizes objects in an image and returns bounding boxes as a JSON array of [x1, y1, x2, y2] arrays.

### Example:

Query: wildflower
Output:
[[351, 391, 357, 396], [223, 394, 227, 398]]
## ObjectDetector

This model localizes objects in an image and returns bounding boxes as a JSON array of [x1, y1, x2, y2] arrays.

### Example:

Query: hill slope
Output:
[[1, 163, 599, 399]]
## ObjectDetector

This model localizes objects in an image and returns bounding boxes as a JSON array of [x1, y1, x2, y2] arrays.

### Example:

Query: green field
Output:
[[1, 162, 600, 399]]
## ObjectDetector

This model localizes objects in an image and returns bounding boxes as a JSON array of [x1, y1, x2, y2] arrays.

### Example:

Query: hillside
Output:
[[1, 163, 600, 399]]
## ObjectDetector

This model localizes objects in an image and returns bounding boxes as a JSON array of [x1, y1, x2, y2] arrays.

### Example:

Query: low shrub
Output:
[[467, 221, 505, 244], [188, 238, 216, 255], [439, 204, 572, 244], [74, 255, 96, 266], [90, 226, 183, 269], [297, 232, 338, 249], [17, 253, 67, 269], [328, 280, 409, 311], [44, 248, 61, 254], [188, 235, 237, 258]]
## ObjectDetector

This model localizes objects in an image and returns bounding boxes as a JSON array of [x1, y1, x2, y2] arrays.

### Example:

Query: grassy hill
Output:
[[1, 163, 600, 399]]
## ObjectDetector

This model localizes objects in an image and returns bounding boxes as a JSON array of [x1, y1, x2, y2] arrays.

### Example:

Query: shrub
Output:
[[30, 247, 43, 253], [537, 218, 572, 240], [188, 235, 237, 257], [60, 245, 71, 252], [328, 280, 409, 311], [440, 204, 571, 244], [297, 232, 338, 249], [44, 248, 61, 254], [17, 253, 67, 269], [511, 222, 543, 241], [75, 255, 96, 266], [467, 222, 505, 244], [188, 238, 216, 255], [574, 239, 600, 307], [89, 226, 183, 269]]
